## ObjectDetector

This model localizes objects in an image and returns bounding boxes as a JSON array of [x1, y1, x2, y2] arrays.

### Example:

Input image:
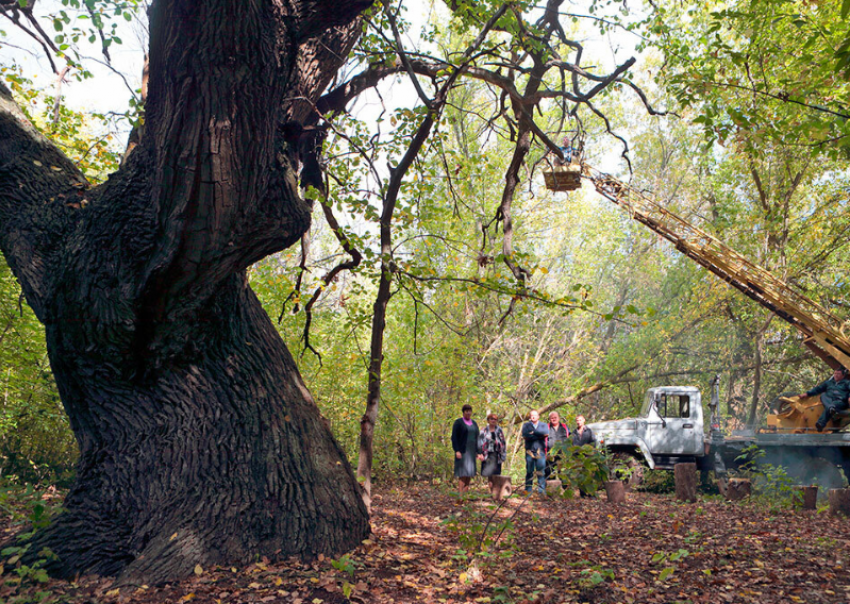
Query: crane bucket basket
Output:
[[544, 162, 582, 191]]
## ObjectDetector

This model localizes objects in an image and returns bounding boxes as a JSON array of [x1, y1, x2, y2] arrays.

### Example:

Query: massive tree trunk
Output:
[[0, 0, 372, 585]]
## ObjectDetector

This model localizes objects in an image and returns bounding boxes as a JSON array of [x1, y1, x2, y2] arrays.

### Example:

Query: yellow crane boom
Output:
[[584, 165, 850, 370]]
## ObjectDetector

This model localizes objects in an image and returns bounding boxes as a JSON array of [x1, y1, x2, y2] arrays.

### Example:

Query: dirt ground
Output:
[[2, 482, 849, 603]]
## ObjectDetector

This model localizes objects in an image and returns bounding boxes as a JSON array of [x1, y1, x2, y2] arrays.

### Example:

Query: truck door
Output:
[[647, 393, 702, 456]]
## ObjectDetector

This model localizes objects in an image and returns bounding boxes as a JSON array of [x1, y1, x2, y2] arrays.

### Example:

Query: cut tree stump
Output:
[[674, 463, 698, 503], [726, 478, 751, 501], [489, 475, 512, 501], [604, 480, 626, 503], [545, 479, 562, 495], [799, 485, 818, 510], [828, 488, 850, 516]]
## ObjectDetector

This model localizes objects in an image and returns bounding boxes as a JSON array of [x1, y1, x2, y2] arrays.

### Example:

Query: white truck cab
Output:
[[589, 386, 704, 470]]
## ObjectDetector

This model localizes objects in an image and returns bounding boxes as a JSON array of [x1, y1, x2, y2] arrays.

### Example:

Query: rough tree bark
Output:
[[0, 0, 372, 586]]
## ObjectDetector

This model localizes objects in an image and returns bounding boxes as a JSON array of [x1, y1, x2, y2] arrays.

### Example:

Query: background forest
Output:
[[1, 0, 849, 491]]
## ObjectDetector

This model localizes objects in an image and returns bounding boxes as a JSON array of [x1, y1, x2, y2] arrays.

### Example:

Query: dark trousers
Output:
[[525, 452, 546, 493], [818, 400, 849, 428]]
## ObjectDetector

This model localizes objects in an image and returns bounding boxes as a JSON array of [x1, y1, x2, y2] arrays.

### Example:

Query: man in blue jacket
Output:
[[522, 410, 549, 494], [801, 367, 850, 432]]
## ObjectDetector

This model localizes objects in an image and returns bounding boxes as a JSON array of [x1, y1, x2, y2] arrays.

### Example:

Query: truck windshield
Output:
[[640, 391, 691, 418], [640, 392, 654, 417]]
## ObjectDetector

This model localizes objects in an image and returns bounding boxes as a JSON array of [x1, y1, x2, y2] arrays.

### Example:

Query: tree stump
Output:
[[726, 478, 751, 501], [490, 475, 512, 501], [716, 476, 728, 498], [546, 479, 562, 495], [828, 488, 850, 516], [604, 480, 626, 504], [799, 485, 818, 510], [674, 463, 698, 503]]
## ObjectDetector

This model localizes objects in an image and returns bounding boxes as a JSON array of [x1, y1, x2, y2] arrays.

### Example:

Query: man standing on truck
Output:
[[799, 367, 850, 432]]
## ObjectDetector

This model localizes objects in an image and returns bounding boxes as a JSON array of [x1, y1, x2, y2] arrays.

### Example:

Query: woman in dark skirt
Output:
[[478, 413, 506, 488], [451, 404, 479, 494]]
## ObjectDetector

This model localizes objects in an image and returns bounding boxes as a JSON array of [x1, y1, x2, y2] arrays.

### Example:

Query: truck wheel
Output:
[[611, 452, 644, 490], [788, 457, 846, 492]]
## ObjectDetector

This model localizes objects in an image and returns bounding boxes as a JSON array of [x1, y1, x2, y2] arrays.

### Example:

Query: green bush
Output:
[[733, 445, 799, 508], [549, 443, 610, 496], [635, 470, 676, 494], [1, 259, 77, 486]]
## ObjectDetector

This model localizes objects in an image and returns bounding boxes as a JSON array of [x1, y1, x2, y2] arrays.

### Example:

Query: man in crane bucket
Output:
[[798, 367, 850, 431]]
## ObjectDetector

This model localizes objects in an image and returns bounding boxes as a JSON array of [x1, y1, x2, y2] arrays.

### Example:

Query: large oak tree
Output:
[[0, 0, 372, 585]]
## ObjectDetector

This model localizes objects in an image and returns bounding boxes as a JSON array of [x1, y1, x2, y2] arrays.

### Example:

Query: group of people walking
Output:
[[451, 405, 595, 495]]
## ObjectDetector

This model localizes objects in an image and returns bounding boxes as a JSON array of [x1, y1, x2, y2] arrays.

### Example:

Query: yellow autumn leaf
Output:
[[106, 588, 120, 597], [459, 572, 468, 583], [194, 564, 203, 576]]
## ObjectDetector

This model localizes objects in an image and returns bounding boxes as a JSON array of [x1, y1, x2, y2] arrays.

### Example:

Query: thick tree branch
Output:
[[132, 0, 370, 363], [288, 15, 369, 125], [0, 81, 88, 320], [290, 0, 373, 42]]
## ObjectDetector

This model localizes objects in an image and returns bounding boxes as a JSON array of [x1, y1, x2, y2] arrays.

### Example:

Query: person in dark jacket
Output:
[[545, 411, 571, 480], [571, 415, 595, 447], [571, 414, 597, 497], [521, 410, 549, 494], [799, 367, 850, 432], [451, 404, 479, 494], [477, 413, 507, 487]]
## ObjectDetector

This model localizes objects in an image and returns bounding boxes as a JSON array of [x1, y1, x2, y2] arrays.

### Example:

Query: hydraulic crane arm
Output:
[[584, 166, 850, 370]]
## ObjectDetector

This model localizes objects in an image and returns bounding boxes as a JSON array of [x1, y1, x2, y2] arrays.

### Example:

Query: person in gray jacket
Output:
[[545, 411, 570, 480], [571, 414, 595, 447]]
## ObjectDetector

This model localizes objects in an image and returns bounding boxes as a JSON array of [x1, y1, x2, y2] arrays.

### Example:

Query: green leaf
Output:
[[658, 567, 675, 581], [842, 0, 850, 19]]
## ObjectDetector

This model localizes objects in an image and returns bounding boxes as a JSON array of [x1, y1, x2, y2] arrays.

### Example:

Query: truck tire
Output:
[[611, 452, 644, 490], [787, 457, 846, 492]]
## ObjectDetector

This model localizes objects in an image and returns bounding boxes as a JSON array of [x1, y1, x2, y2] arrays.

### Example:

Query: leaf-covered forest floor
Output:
[[3, 482, 850, 604]]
